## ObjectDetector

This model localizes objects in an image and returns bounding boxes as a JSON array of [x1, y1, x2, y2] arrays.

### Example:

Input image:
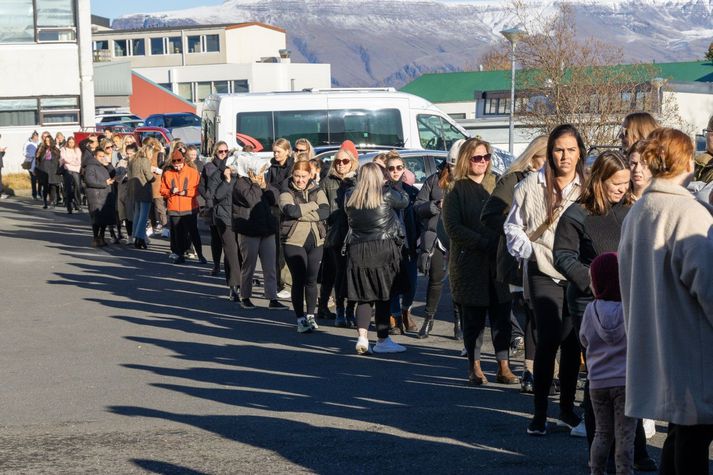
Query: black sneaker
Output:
[[520, 370, 534, 393], [556, 410, 581, 430], [268, 300, 288, 310], [198, 256, 208, 264], [241, 298, 256, 309], [527, 416, 547, 436], [174, 256, 186, 264]]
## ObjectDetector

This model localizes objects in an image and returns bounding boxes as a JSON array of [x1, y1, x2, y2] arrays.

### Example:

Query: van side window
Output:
[[275, 110, 328, 147], [442, 119, 467, 150], [331, 109, 403, 147], [417, 114, 467, 151], [237, 112, 274, 150]]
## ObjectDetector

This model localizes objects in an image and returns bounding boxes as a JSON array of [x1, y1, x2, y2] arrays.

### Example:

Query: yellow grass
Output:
[[3, 172, 31, 193]]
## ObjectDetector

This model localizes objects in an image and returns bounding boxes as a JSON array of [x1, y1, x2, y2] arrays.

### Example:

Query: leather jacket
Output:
[[345, 185, 409, 245]]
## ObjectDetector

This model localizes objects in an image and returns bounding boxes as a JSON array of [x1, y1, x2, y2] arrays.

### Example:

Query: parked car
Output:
[[144, 112, 201, 131], [74, 126, 176, 152], [95, 113, 144, 130]]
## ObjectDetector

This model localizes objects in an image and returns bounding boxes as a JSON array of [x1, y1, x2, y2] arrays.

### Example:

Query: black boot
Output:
[[418, 314, 434, 339], [316, 300, 336, 319]]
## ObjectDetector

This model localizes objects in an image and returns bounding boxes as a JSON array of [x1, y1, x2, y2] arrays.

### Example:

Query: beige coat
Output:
[[618, 179, 713, 425]]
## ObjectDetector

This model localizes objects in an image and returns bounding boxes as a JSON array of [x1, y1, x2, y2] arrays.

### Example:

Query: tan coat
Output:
[[618, 179, 713, 425]]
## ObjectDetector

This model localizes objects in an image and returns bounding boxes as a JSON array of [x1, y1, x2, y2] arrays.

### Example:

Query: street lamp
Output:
[[500, 26, 527, 154]]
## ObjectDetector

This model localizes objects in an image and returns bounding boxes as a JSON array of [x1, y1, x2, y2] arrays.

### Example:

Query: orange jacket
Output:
[[160, 165, 200, 216]]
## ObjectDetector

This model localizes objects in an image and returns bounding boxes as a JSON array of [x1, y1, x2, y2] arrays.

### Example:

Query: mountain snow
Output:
[[112, 0, 713, 87]]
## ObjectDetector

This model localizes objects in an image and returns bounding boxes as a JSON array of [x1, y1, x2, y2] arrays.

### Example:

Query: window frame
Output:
[[150, 37, 164, 55], [0, 0, 78, 44], [186, 33, 221, 54], [0, 95, 80, 126]]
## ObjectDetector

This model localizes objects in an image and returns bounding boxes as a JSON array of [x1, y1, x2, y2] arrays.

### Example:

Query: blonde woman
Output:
[[619, 112, 658, 153], [60, 136, 83, 214], [320, 140, 359, 326], [345, 162, 409, 354], [127, 144, 155, 249], [294, 138, 315, 159], [481, 135, 547, 392]]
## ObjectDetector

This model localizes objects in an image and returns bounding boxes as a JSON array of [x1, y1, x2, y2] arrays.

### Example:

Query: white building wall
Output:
[[225, 27, 286, 64], [664, 90, 713, 134], [435, 101, 476, 120]]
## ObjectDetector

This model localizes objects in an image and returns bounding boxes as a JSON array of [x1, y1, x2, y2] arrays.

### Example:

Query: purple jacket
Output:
[[579, 300, 627, 389]]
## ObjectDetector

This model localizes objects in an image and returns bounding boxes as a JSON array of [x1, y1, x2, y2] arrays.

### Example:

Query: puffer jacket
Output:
[[413, 172, 444, 253], [232, 176, 278, 237], [345, 185, 409, 245], [211, 175, 235, 228], [390, 180, 421, 258], [279, 180, 329, 247], [160, 165, 200, 216], [199, 157, 227, 224], [323, 171, 356, 249]]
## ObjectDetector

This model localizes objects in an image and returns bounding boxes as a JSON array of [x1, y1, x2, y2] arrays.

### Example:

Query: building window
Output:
[[232, 80, 249, 93], [177, 83, 192, 101], [35, 0, 75, 41], [39, 96, 79, 124], [93, 40, 109, 51], [0, 0, 34, 43], [131, 38, 145, 56], [187, 35, 201, 53], [448, 113, 466, 120], [150, 37, 163, 55], [167, 36, 182, 54], [0, 98, 39, 126], [195, 82, 212, 101], [114, 39, 127, 57], [214, 81, 229, 94], [205, 34, 219, 52]]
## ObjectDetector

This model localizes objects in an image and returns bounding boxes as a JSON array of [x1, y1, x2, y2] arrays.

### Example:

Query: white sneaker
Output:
[[146, 227, 154, 237], [306, 314, 319, 330], [570, 420, 587, 438], [0, 193, 9, 199], [296, 317, 312, 333], [643, 419, 656, 439], [186, 251, 198, 259], [355, 336, 371, 355], [373, 337, 406, 354], [276, 289, 291, 299]]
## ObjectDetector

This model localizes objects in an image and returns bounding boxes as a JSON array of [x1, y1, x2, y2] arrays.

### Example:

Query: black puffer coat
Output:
[[84, 159, 117, 226], [199, 157, 227, 225], [323, 172, 356, 249], [443, 177, 509, 307], [232, 176, 278, 237], [414, 172, 445, 253], [345, 185, 409, 245], [390, 180, 421, 258]]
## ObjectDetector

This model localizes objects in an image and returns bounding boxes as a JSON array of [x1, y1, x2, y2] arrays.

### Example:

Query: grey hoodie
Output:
[[579, 300, 627, 389]]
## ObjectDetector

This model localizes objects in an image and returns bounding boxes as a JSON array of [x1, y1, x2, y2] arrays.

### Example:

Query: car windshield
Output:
[[165, 115, 200, 128]]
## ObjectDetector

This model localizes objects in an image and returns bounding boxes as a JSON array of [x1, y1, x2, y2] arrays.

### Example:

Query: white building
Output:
[[0, 0, 94, 172], [91, 22, 331, 104]]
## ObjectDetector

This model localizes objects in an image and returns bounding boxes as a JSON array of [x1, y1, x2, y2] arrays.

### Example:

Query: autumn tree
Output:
[[478, 45, 511, 71]]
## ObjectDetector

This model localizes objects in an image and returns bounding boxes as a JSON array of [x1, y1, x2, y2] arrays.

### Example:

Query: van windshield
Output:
[[236, 108, 404, 149]]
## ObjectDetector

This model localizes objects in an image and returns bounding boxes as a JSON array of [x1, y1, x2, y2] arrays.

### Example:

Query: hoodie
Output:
[[579, 299, 627, 389]]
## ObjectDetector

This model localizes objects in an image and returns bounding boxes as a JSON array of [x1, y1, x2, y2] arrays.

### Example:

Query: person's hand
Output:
[[255, 173, 267, 189], [179, 190, 186, 196], [106, 178, 114, 185], [172, 187, 179, 194]]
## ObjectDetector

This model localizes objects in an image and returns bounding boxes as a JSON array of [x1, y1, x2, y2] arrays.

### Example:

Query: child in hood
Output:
[[579, 252, 636, 475]]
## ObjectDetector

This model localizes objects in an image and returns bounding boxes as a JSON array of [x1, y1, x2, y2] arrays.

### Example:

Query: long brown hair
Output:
[[544, 124, 586, 224], [579, 150, 633, 215]]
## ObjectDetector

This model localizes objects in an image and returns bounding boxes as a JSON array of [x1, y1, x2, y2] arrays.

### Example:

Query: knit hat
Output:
[[171, 149, 185, 163], [590, 252, 621, 302], [339, 140, 358, 161], [447, 139, 465, 166]]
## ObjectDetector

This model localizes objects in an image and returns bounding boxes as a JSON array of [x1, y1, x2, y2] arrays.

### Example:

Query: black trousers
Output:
[[660, 423, 713, 475], [528, 261, 580, 419], [181, 213, 203, 258], [319, 245, 337, 309], [424, 246, 447, 317], [285, 241, 323, 318], [92, 224, 106, 239], [217, 221, 241, 288], [511, 291, 536, 360], [169, 215, 190, 255], [355, 300, 391, 339], [209, 224, 223, 268], [29, 171, 38, 198], [459, 282, 512, 365], [63, 171, 81, 211], [321, 247, 350, 312]]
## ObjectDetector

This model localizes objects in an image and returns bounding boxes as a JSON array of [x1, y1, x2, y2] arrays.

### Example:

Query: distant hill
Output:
[[112, 0, 713, 87]]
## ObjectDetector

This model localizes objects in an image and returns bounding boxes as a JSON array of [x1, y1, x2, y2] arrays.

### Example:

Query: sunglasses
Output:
[[470, 154, 491, 163], [172, 159, 183, 164], [295, 147, 308, 152], [334, 158, 351, 165], [388, 165, 404, 171], [217, 149, 228, 154]]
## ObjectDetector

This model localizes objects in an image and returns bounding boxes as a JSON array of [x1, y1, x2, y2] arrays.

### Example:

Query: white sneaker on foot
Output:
[[373, 337, 406, 354], [306, 314, 319, 330], [570, 420, 586, 438], [276, 289, 291, 299], [643, 419, 656, 439], [296, 317, 312, 333], [355, 336, 371, 355]]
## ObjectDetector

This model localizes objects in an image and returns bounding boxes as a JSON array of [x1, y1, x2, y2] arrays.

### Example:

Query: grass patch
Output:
[[3, 172, 31, 195]]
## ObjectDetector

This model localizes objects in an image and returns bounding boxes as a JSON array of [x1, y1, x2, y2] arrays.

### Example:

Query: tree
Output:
[[505, 1, 685, 147], [706, 41, 713, 62], [478, 45, 511, 71]]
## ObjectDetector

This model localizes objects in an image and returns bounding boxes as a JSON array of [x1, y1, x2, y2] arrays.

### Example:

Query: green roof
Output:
[[400, 61, 713, 103]]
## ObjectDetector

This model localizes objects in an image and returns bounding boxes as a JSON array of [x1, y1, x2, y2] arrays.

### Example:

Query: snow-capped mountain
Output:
[[111, 0, 713, 87]]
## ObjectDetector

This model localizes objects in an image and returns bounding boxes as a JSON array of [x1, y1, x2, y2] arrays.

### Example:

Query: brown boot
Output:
[[496, 363, 520, 385], [402, 308, 417, 332], [389, 315, 404, 335], [468, 360, 488, 386]]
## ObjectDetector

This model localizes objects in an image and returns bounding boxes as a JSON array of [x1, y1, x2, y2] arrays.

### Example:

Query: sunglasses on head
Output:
[[388, 165, 404, 171], [334, 158, 351, 165], [470, 154, 491, 163]]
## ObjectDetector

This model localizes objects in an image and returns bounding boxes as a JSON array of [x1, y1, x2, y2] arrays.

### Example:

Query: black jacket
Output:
[[481, 170, 529, 286], [84, 159, 116, 226], [267, 156, 294, 190], [390, 180, 421, 257], [443, 178, 509, 307], [232, 176, 278, 237], [322, 172, 356, 249], [212, 177, 235, 228], [345, 185, 408, 246], [414, 172, 445, 253], [199, 158, 227, 222], [35, 146, 62, 185]]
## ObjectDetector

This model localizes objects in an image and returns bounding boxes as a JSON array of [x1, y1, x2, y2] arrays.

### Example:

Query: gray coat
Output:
[[84, 159, 116, 226], [127, 155, 154, 203]]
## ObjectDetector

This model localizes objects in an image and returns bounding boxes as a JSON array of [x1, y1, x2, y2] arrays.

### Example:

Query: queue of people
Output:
[[14, 113, 713, 475]]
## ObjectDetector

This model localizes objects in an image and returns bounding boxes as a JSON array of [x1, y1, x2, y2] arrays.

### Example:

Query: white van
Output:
[[200, 88, 468, 155]]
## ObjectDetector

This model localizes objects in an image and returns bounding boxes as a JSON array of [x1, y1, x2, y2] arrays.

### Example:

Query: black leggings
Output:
[[511, 291, 536, 360], [660, 423, 713, 475], [528, 261, 580, 418], [63, 171, 81, 211], [284, 241, 323, 318], [169, 215, 189, 255], [319, 246, 337, 308], [92, 224, 106, 239], [185, 214, 204, 258], [209, 224, 223, 268], [218, 221, 241, 288], [424, 246, 447, 317], [460, 282, 512, 365], [355, 300, 391, 339], [321, 247, 350, 312]]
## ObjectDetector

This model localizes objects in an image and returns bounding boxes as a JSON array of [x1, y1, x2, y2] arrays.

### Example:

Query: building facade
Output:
[[0, 0, 94, 171], [92, 22, 331, 104]]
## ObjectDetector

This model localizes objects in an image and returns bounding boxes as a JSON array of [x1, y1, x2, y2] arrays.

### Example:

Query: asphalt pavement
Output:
[[0, 197, 676, 474]]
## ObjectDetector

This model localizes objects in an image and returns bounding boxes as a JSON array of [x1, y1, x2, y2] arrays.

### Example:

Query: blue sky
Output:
[[91, 0, 490, 21]]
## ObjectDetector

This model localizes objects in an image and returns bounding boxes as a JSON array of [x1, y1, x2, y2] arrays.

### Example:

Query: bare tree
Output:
[[705, 41, 713, 62], [505, 1, 684, 147], [478, 45, 511, 71]]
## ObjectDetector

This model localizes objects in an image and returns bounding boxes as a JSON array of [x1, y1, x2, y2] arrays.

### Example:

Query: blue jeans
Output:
[[390, 256, 418, 314], [132, 201, 151, 240]]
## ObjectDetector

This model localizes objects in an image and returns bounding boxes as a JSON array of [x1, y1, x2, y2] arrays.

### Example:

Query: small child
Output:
[[579, 252, 636, 475]]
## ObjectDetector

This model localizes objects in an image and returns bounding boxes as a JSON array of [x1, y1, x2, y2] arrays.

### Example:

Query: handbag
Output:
[[21, 159, 32, 170], [417, 238, 438, 275]]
